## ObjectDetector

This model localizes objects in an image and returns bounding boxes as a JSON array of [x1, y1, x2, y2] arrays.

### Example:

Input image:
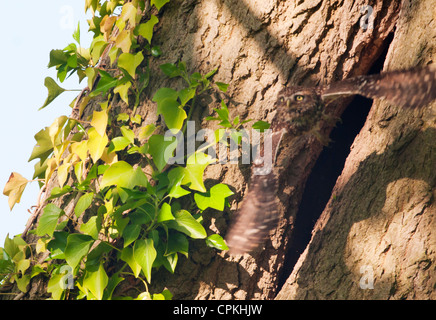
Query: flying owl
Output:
[[225, 64, 436, 255]]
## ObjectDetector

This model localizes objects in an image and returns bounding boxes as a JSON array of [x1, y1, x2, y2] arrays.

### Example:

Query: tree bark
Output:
[[276, 0, 436, 300]]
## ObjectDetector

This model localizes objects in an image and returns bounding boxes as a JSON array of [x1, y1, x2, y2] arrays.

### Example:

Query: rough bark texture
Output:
[[276, 0, 436, 299]]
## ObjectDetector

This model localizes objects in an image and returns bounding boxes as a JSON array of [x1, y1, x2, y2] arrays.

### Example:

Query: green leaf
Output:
[[252, 120, 271, 132], [152, 87, 179, 113], [36, 204, 64, 237], [114, 81, 132, 104], [159, 98, 187, 133], [179, 88, 196, 106], [120, 247, 141, 277], [28, 127, 54, 162], [123, 224, 141, 248], [215, 82, 229, 92], [73, 22, 80, 44], [118, 51, 144, 78], [120, 126, 135, 144], [133, 238, 157, 283], [166, 232, 189, 258], [194, 183, 234, 211], [137, 15, 159, 43], [80, 215, 102, 240], [206, 234, 229, 251], [166, 210, 207, 239], [83, 262, 108, 300], [148, 134, 177, 172], [39, 77, 67, 110], [182, 152, 214, 192], [93, 70, 118, 95], [48, 49, 68, 68], [157, 202, 174, 223], [108, 136, 131, 152], [151, 0, 170, 11], [138, 124, 156, 140], [99, 161, 148, 190], [167, 167, 190, 199], [159, 63, 181, 78], [64, 234, 94, 270], [74, 192, 94, 218]]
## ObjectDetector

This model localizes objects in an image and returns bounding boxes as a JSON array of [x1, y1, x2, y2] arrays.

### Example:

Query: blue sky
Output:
[[0, 1, 92, 245]]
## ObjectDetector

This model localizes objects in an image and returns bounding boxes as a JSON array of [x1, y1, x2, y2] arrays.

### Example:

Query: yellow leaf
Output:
[[3, 172, 29, 211], [48, 116, 68, 145], [71, 140, 89, 162], [114, 81, 132, 104], [114, 29, 132, 53], [57, 162, 72, 187], [45, 158, 57, 185], [101, 148, 118, 165], [100, 15, 117, 41], [120, 2, 140, 28], [88, 127, 109, 163], [91, 110, 109, 137]]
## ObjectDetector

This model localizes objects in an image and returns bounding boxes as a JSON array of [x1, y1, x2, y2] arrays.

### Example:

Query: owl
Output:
[[225, 64, 436, 255]]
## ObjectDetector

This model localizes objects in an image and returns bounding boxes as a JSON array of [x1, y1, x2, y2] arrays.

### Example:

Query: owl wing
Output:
[[225, 130, 285, 255], [321, 64, 436, 108]]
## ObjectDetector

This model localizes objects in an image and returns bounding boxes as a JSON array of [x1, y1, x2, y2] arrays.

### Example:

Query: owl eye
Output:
[[294, 94, 305, 101]]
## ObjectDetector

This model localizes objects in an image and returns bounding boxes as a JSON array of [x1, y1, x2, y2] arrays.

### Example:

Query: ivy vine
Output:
[[0, 0, 268, 300]]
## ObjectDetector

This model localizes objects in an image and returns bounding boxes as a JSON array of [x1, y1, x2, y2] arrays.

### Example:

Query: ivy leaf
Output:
[[133, 238, 157, 283], [179, 87, 196, 106], [93, 70, 118, 96], [120, 247, 141, 278], [80, 215, 102, 240], [83, 262, 108, 300], [2, 172, 29, 211], [87, 127, 109, 163], [118, 51, 144, 79], [74, 192, 94, 218], [252, 120, 271, 132], [99, 160, 148, 190], [182, 152, 214, 192], [115, 29, 132, 53], [123, 224, 141, 248], [194, 183, 234, 211], [159, 98, 187, 133], [166, 232, 189, 258], [166, 210, 207, 239], [108, 136, 131, 153], [138, 124, 156, 140], [28, 127, 54, 163], [152, 87, 179, 114], [114, 81, 132, 105], [206, 234, 229, 251], [73, 22, 81, 44], [120, 126, 135, 144], [48, 49, 68, 68], [159, 63, 181, 78], [91, 110, 108, 137], [36, 204, 64, 237], [39, 77, 66, 110], [148, 134, 177, 172], [137, 15, 159, 43], [157, 202, 174, 223], [167, 167, 190, 199], [65, 234, 94, 270], [215, 82, 229, 92], [151, 0, 170, 11]]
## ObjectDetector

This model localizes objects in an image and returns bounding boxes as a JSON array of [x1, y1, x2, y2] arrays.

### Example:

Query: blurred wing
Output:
[[225, 172, 280, 255], [226, 130, 284, 255], [321, 64, 436, 108]]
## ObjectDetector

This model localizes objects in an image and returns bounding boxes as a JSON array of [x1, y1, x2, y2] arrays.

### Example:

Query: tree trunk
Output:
[[276, 0, 436, 300], [8, 0, 435, 300]]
